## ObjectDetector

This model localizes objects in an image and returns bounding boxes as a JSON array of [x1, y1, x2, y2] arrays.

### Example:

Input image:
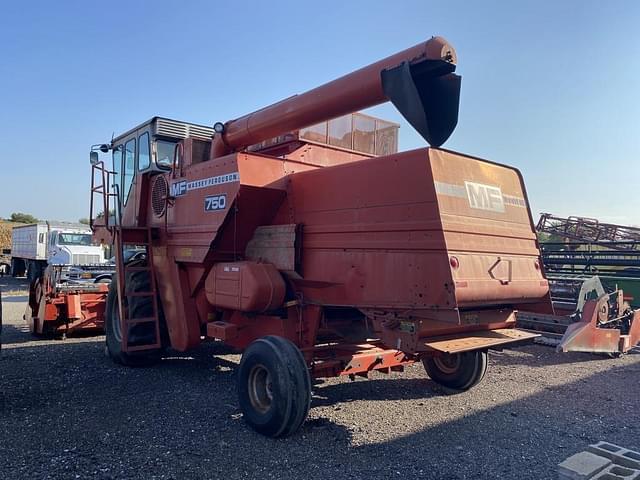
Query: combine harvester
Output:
[[89, 36, 551, 437], [25, 265, 110, 338]]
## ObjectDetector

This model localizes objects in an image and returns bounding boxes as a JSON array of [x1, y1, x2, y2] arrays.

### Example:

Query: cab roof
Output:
[[112, 116, 215, 145]]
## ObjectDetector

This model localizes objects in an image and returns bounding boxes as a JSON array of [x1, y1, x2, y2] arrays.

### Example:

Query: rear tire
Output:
[[27, 260, 45, 285], [422, 350, 488, 391], [237, 336, 311, 437], [11, 258, 25, 278], [105, 267, 164, 367]]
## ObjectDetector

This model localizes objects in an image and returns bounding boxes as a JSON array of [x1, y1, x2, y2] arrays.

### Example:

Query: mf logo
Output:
[[464, 181, 505, 213], [170, 181, 187, 197]]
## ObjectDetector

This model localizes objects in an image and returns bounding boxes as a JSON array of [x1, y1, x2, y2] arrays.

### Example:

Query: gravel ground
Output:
[[1, 275, 639, 479]]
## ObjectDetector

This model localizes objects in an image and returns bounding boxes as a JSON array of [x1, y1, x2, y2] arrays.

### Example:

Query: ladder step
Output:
[[125, 317, 158, 326], [124, 266, 151, 272], [126, 342, 161, 352], [112, 226, 161, 354], [125, 291, 156, 297]]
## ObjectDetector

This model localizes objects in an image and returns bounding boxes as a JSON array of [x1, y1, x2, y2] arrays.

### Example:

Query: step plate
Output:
[[423, 328, 540, 354]]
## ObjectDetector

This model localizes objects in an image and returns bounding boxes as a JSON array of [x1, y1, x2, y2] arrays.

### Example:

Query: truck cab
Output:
[[47, 228, 105, 266]]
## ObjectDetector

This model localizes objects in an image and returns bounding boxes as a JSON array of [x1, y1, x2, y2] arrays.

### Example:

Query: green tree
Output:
[[78, 218, 90, 225], [10, 212, 38, 224], [95, 210, 116, 221]]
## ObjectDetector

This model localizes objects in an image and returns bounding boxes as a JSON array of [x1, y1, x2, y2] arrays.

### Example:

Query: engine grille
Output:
[[152, 175, 169, 217], [154, 118, 214, 141], [72, 254, 102, 265]]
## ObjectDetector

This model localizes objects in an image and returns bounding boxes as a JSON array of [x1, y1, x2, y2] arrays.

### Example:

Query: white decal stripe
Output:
[[186, 172, 240, 192], [434, 181, 527, 208], [503, 194, 527, 207], [434, 181, 466, 198]]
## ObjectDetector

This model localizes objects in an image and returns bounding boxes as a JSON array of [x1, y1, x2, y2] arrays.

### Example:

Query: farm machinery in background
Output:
[[11, 223, 116, 337], [89, 36, 550, 438], [25, 264, 110, 337], [516, 214, 640, 355]]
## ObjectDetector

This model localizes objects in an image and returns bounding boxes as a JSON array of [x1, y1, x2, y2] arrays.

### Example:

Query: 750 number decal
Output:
[[204, 194, 227, 211]]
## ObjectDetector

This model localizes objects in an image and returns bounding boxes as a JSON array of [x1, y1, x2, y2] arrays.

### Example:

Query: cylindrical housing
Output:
[[214, 36, 456, 156], [205, 261, 286, 313]]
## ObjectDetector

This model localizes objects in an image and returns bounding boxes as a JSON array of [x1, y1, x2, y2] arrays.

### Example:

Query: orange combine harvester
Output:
[[89, 36, 550, 437]]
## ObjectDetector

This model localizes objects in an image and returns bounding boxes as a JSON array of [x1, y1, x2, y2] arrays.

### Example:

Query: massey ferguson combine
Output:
[[89, 36, 550, 437]]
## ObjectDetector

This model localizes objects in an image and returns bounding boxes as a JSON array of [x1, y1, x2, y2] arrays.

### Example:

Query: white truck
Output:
[[10, 223, 111, 283]]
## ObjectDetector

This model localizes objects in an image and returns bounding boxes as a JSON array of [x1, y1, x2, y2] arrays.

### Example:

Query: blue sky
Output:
[[0, 0, 638, 225]]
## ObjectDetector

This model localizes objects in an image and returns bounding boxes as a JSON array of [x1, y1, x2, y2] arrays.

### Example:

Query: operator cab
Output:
[[93, 117, 214, 209]]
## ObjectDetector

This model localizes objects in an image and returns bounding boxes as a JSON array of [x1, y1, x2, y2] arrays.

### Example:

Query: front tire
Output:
[[422, 350, 488, 391], [105, 273, 163, 367], [237, 336, 311, 437]]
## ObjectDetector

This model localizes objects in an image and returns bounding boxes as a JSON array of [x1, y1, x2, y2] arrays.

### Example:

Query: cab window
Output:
[[112, 145, 123, 202], [138, 132, 150, 170], [156, 140, 176, 168], [123, 138, 136, 205]]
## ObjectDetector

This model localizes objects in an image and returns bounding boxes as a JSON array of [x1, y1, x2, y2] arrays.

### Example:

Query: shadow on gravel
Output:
[[342, 360, 640, 480], [490, 345, 612, 367], [0, 336, 639, 479], [313, 377, 443, 406], [0, 323, 38, 346]]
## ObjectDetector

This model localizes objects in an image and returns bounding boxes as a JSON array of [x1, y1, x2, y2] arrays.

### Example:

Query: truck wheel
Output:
[[422, 350, 488, 391], [11, 258, 25, 278], [27, 261, 44, 284], [105, 274, 163, 367], [237, 336, 311, 437]]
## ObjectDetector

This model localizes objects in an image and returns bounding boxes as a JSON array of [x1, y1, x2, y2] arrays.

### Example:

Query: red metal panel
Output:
[[66, 294, 82, 319], [264, 148, 548, 318]]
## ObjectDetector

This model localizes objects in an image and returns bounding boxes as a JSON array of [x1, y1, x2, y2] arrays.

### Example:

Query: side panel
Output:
[[277, 148, 454, 312], [11, 224, 42, 260], [147, 152, 287, 351], [429, 149, 548, 307], [271, 147, 548, 318], [36, 224, 47, 259]]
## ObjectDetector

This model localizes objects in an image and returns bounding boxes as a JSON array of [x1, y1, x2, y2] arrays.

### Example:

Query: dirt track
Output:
[[1, 276, 639, 479]]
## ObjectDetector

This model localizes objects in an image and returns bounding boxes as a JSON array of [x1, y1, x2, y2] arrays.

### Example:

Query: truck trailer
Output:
[[89, 36, 550, 437], [10, 222, 111, 282]]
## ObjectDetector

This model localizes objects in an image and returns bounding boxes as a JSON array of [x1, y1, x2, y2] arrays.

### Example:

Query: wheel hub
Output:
[[248, 364, 273, 414], [433, 353, 461, 374]]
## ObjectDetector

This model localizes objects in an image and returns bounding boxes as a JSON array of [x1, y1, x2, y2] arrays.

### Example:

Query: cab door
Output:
[[120, 135, 138, 226]]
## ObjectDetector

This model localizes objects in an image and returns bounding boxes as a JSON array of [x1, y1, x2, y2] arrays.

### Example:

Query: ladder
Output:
[[114, 227, 162, 353], [90, 161, 161, 353]]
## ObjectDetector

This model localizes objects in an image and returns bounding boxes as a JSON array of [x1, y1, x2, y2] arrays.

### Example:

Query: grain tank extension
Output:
[[90, 36, 550, 437]]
